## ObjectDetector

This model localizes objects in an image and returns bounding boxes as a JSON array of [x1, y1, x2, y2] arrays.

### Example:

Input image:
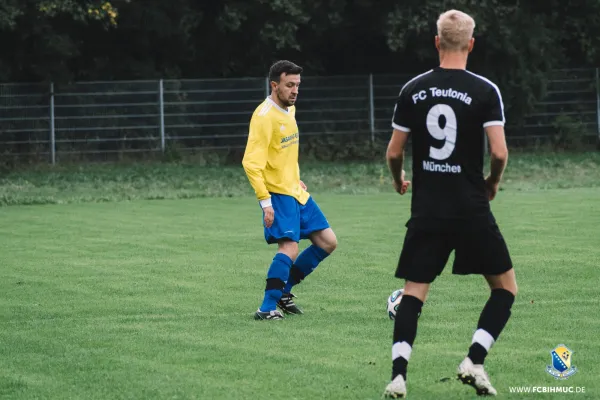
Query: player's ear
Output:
[[270, 80, 278, 92], [468, 38, 475, 53], [435, 35, 441, 51]]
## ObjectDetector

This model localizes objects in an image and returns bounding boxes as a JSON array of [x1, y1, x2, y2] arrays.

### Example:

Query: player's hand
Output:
[[484, 176, 500, 201], [300, 180, 307, 191], [393, 170, 411, 195], [263, 206, 275, 228], [393, 180, 411, 195]]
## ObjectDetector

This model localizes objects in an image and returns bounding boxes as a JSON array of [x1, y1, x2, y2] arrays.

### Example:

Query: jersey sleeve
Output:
[[242, 114, 272, 201], [391, 84, 412, 133], [482, 85, 505, 128]]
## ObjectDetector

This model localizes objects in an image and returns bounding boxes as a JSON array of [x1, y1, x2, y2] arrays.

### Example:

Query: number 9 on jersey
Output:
[[427, 104, 457, 161]]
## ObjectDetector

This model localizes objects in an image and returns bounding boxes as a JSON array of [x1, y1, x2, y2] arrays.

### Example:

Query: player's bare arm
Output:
[[386, 129, 411, 195], [484, 125, 509, 200]]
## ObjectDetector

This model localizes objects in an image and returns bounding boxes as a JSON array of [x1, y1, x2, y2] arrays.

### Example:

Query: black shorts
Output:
[[395, 223, 513, 283]]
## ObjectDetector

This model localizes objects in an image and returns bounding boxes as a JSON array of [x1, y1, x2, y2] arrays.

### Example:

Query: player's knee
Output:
[[310, 228, 337, 254], [278, 240, 299, 260], [324, 231, 338, 253], [499, 283, 517, 298], [403, 281, 430, 303], [486, 268, 517, 296]]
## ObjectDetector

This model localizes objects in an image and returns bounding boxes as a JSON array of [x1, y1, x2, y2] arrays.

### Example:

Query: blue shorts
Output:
[[262, 194, 330, 244]]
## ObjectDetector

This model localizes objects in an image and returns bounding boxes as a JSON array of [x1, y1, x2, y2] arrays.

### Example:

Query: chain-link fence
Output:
[[1, 69, 598, 163]]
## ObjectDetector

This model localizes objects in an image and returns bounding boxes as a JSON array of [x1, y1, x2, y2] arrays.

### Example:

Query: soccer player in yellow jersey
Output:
[[242, 60, 338, 320]]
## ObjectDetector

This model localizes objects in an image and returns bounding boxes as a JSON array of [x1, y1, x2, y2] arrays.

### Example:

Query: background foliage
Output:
[[2, 0, 600, 124]]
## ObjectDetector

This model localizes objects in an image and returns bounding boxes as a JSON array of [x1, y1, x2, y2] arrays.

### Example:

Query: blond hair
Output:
[[437, 10, 475, 51]]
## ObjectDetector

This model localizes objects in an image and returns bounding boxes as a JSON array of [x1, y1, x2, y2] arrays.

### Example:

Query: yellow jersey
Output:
[[242, 97, 309, 206]]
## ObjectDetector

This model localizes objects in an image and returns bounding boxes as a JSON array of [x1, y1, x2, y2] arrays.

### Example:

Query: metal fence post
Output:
[[265, 77, 269, 98], [159, 79, 165, 152], [49, 82, 56, 165], [484, 130, 489, 155], [368, 74, 375, 143], [596, 67, 600, 141]]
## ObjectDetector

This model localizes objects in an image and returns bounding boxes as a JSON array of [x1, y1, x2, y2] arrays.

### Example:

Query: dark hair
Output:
[[268, 60, 303, 83]]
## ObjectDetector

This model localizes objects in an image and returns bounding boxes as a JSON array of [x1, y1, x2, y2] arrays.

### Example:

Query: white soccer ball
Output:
[[387, 288, 404, 320]]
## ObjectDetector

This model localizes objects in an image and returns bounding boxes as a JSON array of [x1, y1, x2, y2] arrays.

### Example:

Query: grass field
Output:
[[1, 152, 599, 206], [1, 153, 599, 399]]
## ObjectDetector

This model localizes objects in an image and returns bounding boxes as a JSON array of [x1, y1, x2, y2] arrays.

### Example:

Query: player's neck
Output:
[[269, 93, 289, 111], [438, 51, 468, 70]]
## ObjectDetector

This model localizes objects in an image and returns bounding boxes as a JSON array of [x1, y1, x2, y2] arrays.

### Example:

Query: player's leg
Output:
[[255, 194, 301, 320], [468, 269, 517, 365], [287, 227, 336, 291], [383, 281, 429, 398], [383, 229, 452, 398], [256, 239, 299, 318], [454, 222, 516, 395], [279, 196, 335, 313], [457, 269, 516, 396]]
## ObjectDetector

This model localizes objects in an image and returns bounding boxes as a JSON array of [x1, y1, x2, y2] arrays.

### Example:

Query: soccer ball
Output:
[[387, 288, 404, 320]]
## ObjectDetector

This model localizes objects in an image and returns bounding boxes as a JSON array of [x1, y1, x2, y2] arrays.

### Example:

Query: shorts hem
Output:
[[394, 271, 437, 284], [452, 265, 513, 276], [265, 234, 300, 244], [299, 224, 330, 239]]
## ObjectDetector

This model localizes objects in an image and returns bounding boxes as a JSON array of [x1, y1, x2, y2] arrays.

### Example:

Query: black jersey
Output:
[[392, 67, 505, 231]]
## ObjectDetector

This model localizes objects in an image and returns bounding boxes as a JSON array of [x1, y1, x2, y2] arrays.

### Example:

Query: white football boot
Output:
[[382, 374, 407, 398], [457, 357, 498, 396]]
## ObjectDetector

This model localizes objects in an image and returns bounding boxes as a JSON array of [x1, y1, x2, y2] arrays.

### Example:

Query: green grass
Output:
[[1, 152, 599, 206], [1, 186, 599, 399]]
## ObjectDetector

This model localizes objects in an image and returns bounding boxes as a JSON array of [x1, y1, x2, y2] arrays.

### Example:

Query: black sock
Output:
[[468, 288, 515, 364], [467, 343, 488, 365], [392, 295, 423, 380], [392, 357, 408, 381]]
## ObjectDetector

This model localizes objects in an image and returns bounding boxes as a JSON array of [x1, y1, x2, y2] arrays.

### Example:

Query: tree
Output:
[[0, 0, 123, 82], [1, 0, 599, 121]]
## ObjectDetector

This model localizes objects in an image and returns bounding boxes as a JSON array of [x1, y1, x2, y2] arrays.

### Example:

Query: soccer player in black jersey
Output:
[[382, 9, 518, 398]]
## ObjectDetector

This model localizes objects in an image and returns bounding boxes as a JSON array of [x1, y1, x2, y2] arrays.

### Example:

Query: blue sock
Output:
[[259, 253, 293, 312], [283, 245, 329, 293]]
